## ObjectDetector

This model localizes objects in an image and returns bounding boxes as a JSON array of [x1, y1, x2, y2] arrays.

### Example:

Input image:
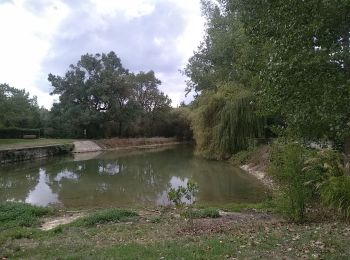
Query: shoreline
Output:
[[73, 137, 185, 153], [240, 164, 275, 189]]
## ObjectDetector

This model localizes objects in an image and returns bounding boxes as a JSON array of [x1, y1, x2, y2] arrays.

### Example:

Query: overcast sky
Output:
[[0, 0, 205, 108]]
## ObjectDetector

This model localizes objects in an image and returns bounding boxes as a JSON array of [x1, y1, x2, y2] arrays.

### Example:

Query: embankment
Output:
[[0, 144, 74, 164], [74, 137, 181, 153]]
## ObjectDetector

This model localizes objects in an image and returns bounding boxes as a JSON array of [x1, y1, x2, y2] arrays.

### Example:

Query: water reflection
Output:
[[25, 169, 59, 206], [0, 145, 268, 208]]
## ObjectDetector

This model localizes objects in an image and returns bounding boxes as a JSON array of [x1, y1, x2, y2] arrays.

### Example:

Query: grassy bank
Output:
[[0, 139, 75, 150], [1, 202, 349, 259], [94, 137, 180, 150]]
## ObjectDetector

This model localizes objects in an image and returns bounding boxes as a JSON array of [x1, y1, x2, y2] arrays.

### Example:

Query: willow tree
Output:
[[192, 83, 264, 159]]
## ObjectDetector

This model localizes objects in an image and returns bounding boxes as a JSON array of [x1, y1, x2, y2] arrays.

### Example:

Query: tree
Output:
[[186, 0, 350, 154], [48, 52, 174, 138], [48, 52, 131, 138], [0, 83, 40, 129], [238, 0, 350, 143]]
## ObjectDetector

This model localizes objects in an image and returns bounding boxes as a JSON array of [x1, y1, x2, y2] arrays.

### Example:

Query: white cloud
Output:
[[0, 0, 69, 107], [0, 0, 204, 108], [90, 0, 155, 19]]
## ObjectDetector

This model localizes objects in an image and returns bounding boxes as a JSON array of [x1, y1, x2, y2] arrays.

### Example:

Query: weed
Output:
[[269, 143, 308, 222], [0, 202, 50, 230], [72, 208, 138, 227], [183, 208, 220, 219], [321, 176, 350, 219]]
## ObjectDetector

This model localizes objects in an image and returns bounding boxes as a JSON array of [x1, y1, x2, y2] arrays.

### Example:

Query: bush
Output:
[[0, 202, 50, 230], [183, 208, 220, 219], [73, 209, 138, 227], [303, 148, 345, 188], [269, 143, 309, 222], [321, 176, 350, 219], [0, 127, 40, 139]]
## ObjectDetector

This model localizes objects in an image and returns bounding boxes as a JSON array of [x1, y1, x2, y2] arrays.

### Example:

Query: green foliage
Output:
[[47, 52, 176, 138], [73, 209, 138, 227], [168, 186, 187, 207], [168, 180, 199, 207], [238, 0, 350, 143], [270, 142, 350, 221], [229, 150, 253, 166], [0, 84, 41, 129], [0, 127, 40, 139], [0, 202, 50, 230], [192, 83, 264, 159], [303, 148, 346, 196], [187, 0, 350, 151], [269, 143, 308, 222], [183, 208, 220, 219], [321, 176, 350, 219], [167, 107, 193, 141], [168, 180, 199, 229]]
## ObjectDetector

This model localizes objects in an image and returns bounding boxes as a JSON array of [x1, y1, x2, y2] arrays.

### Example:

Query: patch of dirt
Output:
[[178, 211, 282, 235], [240, 145, 277, 189], [240, 164, 275, 189], [40, 213, 85, 231]]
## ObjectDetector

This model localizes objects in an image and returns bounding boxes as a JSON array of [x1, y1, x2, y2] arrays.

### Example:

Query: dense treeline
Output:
[[186, 0, 350, 157], [47, 51, 191, 139], [0, 84, 42, 129], [185, 0, 350, 221], [0, 52, 192, 140]]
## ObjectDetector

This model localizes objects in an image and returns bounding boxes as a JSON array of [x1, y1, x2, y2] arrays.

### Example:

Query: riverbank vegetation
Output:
[[1, 0, 350, 258], [183, 0, 350, 223], [0, 53, 192, 140]]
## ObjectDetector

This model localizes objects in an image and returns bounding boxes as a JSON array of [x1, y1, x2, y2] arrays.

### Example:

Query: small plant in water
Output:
[[167, 180, 199, 229]]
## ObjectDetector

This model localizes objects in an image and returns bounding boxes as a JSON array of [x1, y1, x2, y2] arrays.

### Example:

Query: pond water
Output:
[[0, 145, 268, 209]]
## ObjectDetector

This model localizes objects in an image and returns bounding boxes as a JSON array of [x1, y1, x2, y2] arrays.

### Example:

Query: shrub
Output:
[[269, 143, 308, 222], [168, 180, 199, 229], [0, 202, 49, 230], [0, 127, 40, 139], [302, 148, 346, 201], [321, 176, 350, 219], [73, 209, 138, 227], [168, 181, 199, 207], [183, 208, 220, 219]]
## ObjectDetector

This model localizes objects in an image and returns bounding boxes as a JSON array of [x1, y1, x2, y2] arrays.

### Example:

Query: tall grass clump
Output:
[[269, 142, 309, 222], [191, 83, 264, 159], [321, 176, 350, 219], [73, 209, 138, 227], [270, 141, 350, 221]]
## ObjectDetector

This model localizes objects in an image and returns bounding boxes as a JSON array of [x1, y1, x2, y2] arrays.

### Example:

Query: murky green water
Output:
[[0, 145, 267, 209]]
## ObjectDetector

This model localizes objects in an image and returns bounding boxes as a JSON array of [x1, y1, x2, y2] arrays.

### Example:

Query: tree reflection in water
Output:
[[0, 145, 268, 208]]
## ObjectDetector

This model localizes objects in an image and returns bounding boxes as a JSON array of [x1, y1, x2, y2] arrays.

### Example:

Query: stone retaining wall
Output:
[[0, 144, 74, 164]]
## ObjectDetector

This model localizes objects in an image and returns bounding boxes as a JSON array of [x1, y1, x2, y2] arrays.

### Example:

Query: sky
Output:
[[0, 0, 205, 108]]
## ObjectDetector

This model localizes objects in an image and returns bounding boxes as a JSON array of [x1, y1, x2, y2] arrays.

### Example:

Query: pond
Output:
[[0, 145, 268, 209]]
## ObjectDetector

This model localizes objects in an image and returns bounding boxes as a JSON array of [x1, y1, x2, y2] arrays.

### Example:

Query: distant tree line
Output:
[[0, 52, 192, 140]]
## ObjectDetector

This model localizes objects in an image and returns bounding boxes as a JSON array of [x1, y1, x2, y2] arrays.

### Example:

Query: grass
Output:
[[0, 202, 349, 259], [0, 138, 74, 150], [198, 200, 276, 213], [71, 208, 138, 227], [183, 208, 220, 219], [0, 202, 51, 230]]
